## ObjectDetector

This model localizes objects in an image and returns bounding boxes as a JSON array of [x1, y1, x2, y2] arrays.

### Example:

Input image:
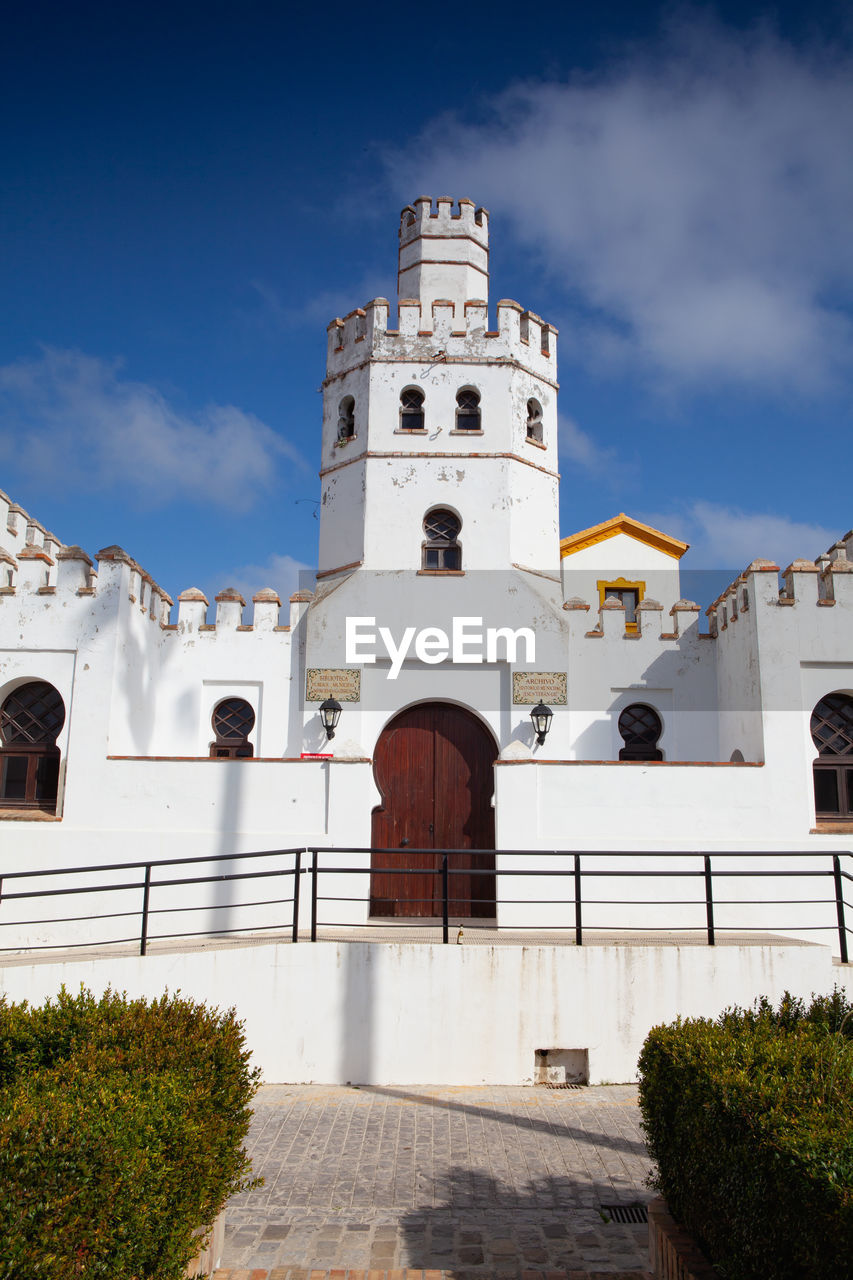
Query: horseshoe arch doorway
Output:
[[370, 702, 497, 918]]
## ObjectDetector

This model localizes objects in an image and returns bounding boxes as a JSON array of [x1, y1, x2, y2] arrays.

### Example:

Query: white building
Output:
[[1, 195, 852, 955]]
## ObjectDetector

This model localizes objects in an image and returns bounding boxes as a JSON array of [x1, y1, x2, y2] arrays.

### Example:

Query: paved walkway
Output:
[[214, 1084, 654, 1279]]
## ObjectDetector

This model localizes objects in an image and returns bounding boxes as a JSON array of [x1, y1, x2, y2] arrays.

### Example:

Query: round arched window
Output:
[[811, 693, 853, 820], [0, 681, 65, 810], [618, 703, 663, 761], [211, 698, 255, 759], [422, 509, 461, 571], [455, 388, 481, 431], [400, 387, 425, 430]]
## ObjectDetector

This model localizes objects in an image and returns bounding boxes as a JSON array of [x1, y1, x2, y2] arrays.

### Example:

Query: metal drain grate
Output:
[[600, 1203, 649, 1224], [540, 1081, 586, 1090]]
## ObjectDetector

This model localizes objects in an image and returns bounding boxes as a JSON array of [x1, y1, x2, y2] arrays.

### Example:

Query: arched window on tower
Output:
[[400, 387, 425, 431], [811, 692, 853, 821], [422, 508, 462, 571], [0, 681, 65, 812], [455, 388, 481, 431], [337, 396, 355, 442], [618, 704, 663, 761], [526, 398, 543, 443], [210, 698, 255, 758]]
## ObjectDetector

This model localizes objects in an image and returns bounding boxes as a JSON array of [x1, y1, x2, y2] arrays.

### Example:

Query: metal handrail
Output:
[[0, 847, 849, 959]]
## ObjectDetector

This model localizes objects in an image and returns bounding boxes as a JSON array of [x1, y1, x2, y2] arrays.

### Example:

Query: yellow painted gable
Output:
[[560, 513, 689, 560]]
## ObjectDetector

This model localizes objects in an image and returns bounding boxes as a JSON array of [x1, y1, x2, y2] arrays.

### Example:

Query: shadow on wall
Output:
[[342, 936, 374, 1085], [209, 752, 248, 939]]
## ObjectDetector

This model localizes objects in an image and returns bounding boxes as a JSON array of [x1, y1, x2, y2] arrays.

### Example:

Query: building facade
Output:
[[1, 197, 852, 951]]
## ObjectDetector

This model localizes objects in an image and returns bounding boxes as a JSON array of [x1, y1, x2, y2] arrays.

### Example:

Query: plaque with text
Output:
[[306, 668, 361, 703], [512, 671, 567, 705]]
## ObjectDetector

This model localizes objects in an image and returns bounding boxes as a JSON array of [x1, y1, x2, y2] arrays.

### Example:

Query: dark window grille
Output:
[[812, 693, 853, 819], [422, 508, 461, 571], [618, 703, 663, 762], [211, 698, 255, 759], [400, 387, 425, 430], [455, 388, 481, 431], [0, 681, 65, 810]]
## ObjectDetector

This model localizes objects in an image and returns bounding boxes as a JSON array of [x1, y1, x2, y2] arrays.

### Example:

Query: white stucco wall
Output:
[[0, 936, 839, 1085]]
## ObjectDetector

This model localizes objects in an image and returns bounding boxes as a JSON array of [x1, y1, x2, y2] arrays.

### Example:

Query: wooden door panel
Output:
[[371, 703, 497, 918], [434, 707, 496, 916], [371, 707, 437, 916]]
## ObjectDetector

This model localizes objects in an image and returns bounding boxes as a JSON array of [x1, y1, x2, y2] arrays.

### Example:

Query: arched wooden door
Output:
[[370, 703, 497, 918]]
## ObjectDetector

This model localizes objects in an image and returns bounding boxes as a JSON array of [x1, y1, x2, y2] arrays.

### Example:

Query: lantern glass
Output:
[[530, 702, 553, 745], [319, 697, 342, 740]]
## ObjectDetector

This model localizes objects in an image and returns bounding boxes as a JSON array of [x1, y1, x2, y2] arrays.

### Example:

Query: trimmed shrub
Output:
[[0, 987, 261, 1280], [638, 990, 853, 1280]]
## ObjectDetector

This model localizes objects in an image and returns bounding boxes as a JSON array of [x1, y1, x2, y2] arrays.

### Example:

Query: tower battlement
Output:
[[706, 555, 853, 638], [398, 197, 490, 322], [325, 296, 557, 384], [398, 197, 489, 247]]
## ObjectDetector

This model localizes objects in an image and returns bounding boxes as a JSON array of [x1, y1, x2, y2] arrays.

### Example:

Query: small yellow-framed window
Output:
[[597, 578, 645, 633]]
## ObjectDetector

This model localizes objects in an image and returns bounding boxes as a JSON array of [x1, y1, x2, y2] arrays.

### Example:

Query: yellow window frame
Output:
[[597, 578, 646, 634]]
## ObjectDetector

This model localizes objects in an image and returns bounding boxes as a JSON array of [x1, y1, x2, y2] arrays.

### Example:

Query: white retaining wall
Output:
[[0, 937, 843, 1085]]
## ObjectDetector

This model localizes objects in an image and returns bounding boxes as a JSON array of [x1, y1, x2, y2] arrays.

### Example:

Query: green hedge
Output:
[[0, 986, 261, 1280], [638, 991, 853, 1280]]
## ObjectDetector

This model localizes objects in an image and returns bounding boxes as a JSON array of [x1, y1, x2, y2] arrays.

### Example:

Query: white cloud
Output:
[[558, 414, 619, 473], [213, 552, 314, 605], [0, 348, 306, 506], [638, 501, 837, 568], [384, 16, 853, 393]]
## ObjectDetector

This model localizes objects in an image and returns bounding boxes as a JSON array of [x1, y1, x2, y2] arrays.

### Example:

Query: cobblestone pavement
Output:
[[220, 1084, 654, 1278]]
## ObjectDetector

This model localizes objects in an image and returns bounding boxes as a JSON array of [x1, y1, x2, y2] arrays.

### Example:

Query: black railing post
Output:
[[442, 854, 449, 943], [292, 849, 302, 943], [310, 849, 318, 942], [704, 855, 715, 946], [140, 863, 152, 956], [833, 855, 849, 964], [574, 853, 583, 946]]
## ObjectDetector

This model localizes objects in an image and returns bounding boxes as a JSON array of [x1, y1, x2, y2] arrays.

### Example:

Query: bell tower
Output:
[[318, 199, 560, 578], [397, 196, 489, 324]]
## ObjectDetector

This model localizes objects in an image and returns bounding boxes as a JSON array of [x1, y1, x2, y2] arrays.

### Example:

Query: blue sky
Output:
[[1, 1, 852, 608]]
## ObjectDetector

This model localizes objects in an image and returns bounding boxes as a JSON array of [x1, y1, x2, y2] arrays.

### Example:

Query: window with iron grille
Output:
[[422, 508, 462, 571], [618, 703, 663, 761], [455, 388, 481, 431], [400, 387, 425, 430], [210, 698, 255, 758], [526, 398, 543, 442], [0, 681, 65, 811], [811, 693, 853, 820]]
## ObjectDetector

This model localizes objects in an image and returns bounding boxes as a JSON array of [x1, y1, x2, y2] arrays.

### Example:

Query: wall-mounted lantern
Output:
[[319, 697, 342, 740], [530, 702, 553, 746]]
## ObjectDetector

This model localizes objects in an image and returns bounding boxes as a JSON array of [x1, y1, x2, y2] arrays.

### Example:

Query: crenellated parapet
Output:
[[96, 546, 172, 625], [169, 584, 307, 634], [325, 295, 558, 384], [561, 594, 700, 641], [705, 551, 853, 639], [398, 196, 488, 248], [1, 486, 65, 565]]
